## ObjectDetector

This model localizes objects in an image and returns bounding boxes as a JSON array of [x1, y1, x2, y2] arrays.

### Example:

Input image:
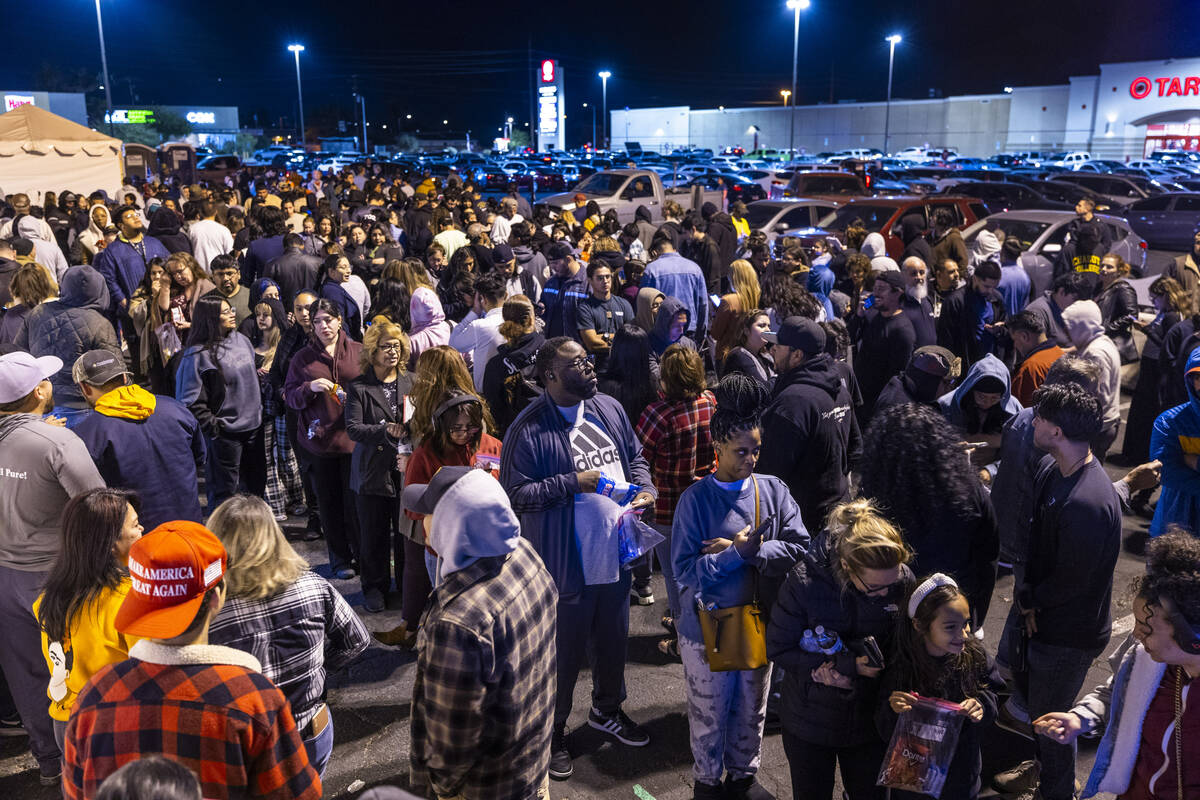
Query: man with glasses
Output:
[[499, 337, 657, 782], [576, 262, 632, 374], [206, 254, 252, 327]]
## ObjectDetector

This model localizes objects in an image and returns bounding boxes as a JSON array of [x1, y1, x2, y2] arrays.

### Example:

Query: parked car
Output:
[[196, 155, 243, 181], [683, 173, 767, 205], [543, 169, 724, 224], [1049, 173, 1161, 207], [1047, 151, 1092, 170], [894, 146, 932, 163], [962, 210, 1148, 298], [743, 199, 842, 243], [780, 171, 868, 200], [781, 195, 985, 260], [1120, 192, 1200, 251], [1076, 160, 1128, 173], [937, 181, 1074, 214]]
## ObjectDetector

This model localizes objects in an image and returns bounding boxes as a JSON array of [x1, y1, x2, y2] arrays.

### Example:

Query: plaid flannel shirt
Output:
[[634, 391, 716, 524], [209, 570, 370, 730], [64, 640, 320, 800], [410, 538, 558, 800]]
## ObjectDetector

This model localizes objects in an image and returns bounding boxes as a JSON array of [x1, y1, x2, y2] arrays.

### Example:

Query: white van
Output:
[[1050, 151, 1092, 170]]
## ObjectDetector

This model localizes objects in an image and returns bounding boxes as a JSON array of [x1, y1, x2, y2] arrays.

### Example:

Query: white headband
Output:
[[907, 573, 958, 618]]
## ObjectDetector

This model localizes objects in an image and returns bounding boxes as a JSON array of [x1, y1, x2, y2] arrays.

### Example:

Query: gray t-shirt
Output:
[[559, 403, 627, 585]]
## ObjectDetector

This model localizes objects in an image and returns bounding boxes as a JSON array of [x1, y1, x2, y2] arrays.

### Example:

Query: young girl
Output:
[[251, 298, 305, 521], [876, 574, 1004, 800]]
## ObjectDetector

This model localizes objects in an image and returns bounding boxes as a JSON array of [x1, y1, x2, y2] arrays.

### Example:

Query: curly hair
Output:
[[859, 404, 980, 543], [761, 274, 822, 321], [1136, 528, 1200, 630]]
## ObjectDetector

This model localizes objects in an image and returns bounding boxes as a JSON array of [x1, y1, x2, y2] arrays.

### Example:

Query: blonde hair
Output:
[[253, 302, 281, 371], [410, 346, 494, 442], [359, 315, 410, 373], [824, 499, 912, 586], [382, 258, 435, 292], [729, 259, 761, 311], [205, 495, 309, 600], [498, 295, 536, 343]]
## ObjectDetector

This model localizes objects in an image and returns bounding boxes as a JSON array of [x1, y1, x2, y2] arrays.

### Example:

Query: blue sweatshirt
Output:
[[1150, 347, 1200, 536], [671, 472, 809, 643], [175, 333, 264, 436]]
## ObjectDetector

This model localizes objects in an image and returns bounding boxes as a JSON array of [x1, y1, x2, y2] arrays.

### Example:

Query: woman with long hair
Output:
[[365, 223, 404, 277], [249, 297, 304, 522], [481, 295, 545, 437], [315, 254, 363, 339], [372, 275, 412, 331], [386, 258, 449, 368], [207, 494, 370, 778], [598, 324, 659, 426], [0, 262, 56, 345], [125, 257, 172, 392], [284, 298, 364, 579], [672, 374, 808, 799], [175, 293, 264, 509], [711, 259, 763, 347], [718, 309, 775, 389], [408, 345, 496, 443], [859, 403, 999, 626], [767, 499, 914, 800], [1123, 275, 1188, 467], [346, 318, 415, 613], [35, 488, 143, 748], [1094, 252, 1139, 363], [157, 252, 216, 364], [635, 345, 717, 656]]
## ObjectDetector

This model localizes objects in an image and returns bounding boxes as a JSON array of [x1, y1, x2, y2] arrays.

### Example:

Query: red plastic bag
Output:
[[876, 695, 965, 798]]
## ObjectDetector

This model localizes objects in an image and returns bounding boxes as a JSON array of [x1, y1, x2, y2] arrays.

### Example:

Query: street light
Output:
[[884, 34, 902, 156], [93, 0, 113, 134], [598, 71, 612, 150], [780, 89, 792, 106], [583, 103, 596, 150], [287, 44, 306, 147], [785, 0, 810, 161]]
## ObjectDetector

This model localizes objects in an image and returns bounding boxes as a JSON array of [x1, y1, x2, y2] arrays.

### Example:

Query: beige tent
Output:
[[0, 104, 122, 202]]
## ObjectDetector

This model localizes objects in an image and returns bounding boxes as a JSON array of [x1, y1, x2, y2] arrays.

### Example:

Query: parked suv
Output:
[[781, 171, 867, 199]]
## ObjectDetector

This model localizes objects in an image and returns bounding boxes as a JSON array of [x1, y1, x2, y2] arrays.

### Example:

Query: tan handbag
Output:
[[696, 476, 769, 672]]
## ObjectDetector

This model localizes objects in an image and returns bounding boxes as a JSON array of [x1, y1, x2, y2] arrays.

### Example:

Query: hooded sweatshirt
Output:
[[899, 214, 933, 265], [76, 204, 111, 262], [969, 229, 1001, 269], [648, 296, 696, 357], [146, 207, 192, 255], [757, 353, 859, 531], [407, 286, 451, 369], [15, 265, 120, 410], [17, 216, 69, 283], [73, 386, 205, 530], [0, 413, 104, 571], [1149, 347, 1200, 537], [1062, 300, 1122, 427], [634, 287, 665, 331], [937, 353, 1023, 434], [861, 232, 898, 272], [428, 469, 520, 586]]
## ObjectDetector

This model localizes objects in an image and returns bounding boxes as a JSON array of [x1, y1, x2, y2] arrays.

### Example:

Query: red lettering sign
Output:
[[1187, 77, 1200, 96], [1156, 77, 1171, 96], [1168, 77, 1184, 96], [1130, 77, 1152, 99]]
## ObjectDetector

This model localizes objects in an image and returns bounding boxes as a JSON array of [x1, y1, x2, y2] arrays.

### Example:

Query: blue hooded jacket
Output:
[[1149, 347, 1200, 536], [938, 353, 1023, 433]]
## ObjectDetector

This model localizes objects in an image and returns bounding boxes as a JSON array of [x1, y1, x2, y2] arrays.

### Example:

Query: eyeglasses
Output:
[[377, 343, 403, 352], [448, 424, 481, 435], [851, 571, 901, 597], [562, 354, 596, 373]]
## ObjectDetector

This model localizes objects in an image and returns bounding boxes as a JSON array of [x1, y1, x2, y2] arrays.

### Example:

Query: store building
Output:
[[0, 90, 89, 126], [611, 57, 1200, 160], [103, 105, 241, 148]]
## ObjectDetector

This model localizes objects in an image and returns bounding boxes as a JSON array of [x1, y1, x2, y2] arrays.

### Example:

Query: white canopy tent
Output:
[[0, 104, 122, 202]]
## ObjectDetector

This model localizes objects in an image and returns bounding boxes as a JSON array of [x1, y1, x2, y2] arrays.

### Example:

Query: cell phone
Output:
[[747, 514, 778, 542], [170, 306, 185, 325], [863, 295, 876, 310], [710, 293, 721, 308], [861, 635, 885, 669]]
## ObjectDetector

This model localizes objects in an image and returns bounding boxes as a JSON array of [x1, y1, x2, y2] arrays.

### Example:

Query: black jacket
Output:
[[766, 532, 913, 745], [757, 354, 859, 532], [1094, 278, 1138, 363], [900, 213, 934, 267], [264, 248, 322, 305], [690, 236, 723, 294], [481, 331, 545, 438], [344, 369, 416, 497], [936, 285, 1005, 368], [899, 293, 937, 348], [873, 369, 942, 416], [244, 234, 285, 286]]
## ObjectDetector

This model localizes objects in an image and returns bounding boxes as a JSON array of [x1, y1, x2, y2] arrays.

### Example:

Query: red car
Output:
[[782, 195, 986, 260]]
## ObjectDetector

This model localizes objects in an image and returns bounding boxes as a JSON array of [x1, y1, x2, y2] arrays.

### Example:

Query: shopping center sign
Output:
[[1129, 75, 1200, 99], [537, 59, 565, 151]]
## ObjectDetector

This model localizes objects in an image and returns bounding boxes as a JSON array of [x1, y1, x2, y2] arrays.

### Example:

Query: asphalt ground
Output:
[[0, 256, 1180, 799]]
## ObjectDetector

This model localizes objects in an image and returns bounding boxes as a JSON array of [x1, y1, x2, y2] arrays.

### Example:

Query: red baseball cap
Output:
[[116, 521, 227, 639]]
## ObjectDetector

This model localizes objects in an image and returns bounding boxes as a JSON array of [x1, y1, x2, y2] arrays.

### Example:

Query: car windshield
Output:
[[818, 204, 897, 231], [967, 218, 1051, 249], [572, 173, 628, 195], [745, 204, 786, 228]]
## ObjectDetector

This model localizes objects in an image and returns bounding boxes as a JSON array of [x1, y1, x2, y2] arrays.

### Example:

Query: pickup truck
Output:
[[542, 169, 726, 224]]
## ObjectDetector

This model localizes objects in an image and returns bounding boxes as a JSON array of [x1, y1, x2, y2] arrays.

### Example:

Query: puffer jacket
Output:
[[766, 531, 913, 746], [14, 265, 119, 409]]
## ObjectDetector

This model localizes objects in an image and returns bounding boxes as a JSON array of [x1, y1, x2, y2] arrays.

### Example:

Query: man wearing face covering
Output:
[[402, 466, 558, 800]]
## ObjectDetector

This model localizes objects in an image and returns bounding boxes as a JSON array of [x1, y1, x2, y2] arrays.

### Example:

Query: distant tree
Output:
[[394, 133, 419, 152], [152, 108, 191, 141], [508, 130, 531, 150], [118, 126, 163, 148]]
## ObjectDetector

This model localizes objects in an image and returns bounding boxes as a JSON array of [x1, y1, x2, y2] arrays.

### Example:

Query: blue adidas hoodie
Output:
[[1149, 347, 1200, 536]]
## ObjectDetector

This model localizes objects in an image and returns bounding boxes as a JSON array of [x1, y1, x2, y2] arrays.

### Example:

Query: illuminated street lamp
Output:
[[287, 44, 306, 147], [785, 0, 810, 160], [780, 89, 792, 106], [884, 34, 902, 155], [598, 71, 612, 150]]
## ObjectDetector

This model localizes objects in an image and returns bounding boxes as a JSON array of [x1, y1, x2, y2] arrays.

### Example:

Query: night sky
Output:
[[8, 0, 1199, 146]]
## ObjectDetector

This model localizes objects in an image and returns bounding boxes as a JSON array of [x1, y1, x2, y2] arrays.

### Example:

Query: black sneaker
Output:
[[725, 775, 775, 800], [39, 765, 62, 786], [549, 727, 572, 780], [588, 707, 650, 747], [693, 780, 724, 800], [363, 588, 385, 613], [631, 584, 655, 606], [0, 716, 25, 737]]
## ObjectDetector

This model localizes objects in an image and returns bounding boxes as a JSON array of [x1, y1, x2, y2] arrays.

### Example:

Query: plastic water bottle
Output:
[[800, 629, 820, 653], [814, 626, 843, 655], [595, 474, 640, 505]]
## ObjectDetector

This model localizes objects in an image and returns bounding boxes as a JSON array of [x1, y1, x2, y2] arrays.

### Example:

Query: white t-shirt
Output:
[[448, 306, 506, 390], [187, 219, 234, 271]]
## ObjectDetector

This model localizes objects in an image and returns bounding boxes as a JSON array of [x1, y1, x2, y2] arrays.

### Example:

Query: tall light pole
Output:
[[884, 34, 902, 156], [780, 89, 791, 106], [785, 0, 810, 162], [287, 44, 306, 148], [598, 71, 611, 150], [93, 0, 113, 134], [583, 103, 596, 150]]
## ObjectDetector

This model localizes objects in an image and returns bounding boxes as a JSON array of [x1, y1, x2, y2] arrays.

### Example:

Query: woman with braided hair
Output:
[[671, 373, 809, 800]]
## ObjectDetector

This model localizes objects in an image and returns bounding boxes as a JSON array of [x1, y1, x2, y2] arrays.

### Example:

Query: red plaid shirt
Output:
[[64, 640, 320, 800], [635, 391, 716, 524]]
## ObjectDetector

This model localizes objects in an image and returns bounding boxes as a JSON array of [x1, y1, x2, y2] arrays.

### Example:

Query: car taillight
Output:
[[1139, 240, 1147, 250]]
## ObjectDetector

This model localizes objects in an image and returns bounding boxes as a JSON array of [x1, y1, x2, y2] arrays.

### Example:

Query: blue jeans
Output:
[[1011, 637, 1100, 800], [303, 708, 334, 779], [425, 550, 438, 586]]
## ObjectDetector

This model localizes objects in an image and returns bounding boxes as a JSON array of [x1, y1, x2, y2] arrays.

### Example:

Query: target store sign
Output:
[[1129, 75, 1200, 99]]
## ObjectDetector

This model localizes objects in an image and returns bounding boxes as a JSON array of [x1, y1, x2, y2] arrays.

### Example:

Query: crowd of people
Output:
[[0, 160, 1198, 800]]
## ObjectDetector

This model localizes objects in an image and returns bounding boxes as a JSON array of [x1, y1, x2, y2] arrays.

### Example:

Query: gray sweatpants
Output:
[[678, 634, 771, 786], [0, 565, 59, 772]]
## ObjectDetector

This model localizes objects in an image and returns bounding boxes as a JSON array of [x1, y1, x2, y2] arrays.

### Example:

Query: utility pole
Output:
[[352, 75, 367, 155], [93, 0, 113, 134]]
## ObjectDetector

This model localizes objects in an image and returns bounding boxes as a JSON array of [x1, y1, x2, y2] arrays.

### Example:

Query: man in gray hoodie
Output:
[[1062, 299, 1123, 461], [0, 351, 104, 783]]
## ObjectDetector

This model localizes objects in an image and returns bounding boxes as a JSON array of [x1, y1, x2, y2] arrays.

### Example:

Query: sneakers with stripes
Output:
[[587, 707, 650, 747]]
